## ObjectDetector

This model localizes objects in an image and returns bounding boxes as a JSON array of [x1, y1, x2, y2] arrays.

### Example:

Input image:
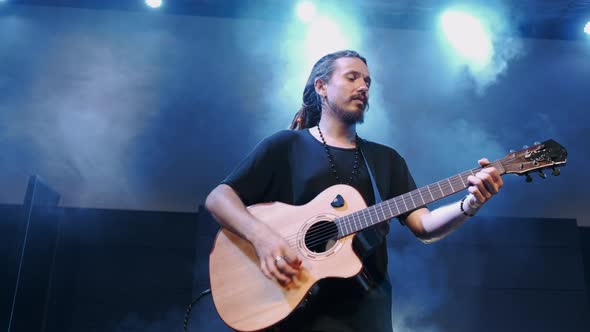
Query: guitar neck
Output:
[[335, 160, 506, 238]]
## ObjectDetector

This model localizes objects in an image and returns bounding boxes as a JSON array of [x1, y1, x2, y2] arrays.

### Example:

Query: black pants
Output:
[[271, 274, 393, 332]]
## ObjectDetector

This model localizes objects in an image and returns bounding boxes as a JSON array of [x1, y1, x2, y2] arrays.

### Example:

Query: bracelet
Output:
[[460, 195, 475, 217]]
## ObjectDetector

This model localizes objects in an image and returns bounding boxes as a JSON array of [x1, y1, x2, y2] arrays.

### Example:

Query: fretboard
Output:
[[335, 161, 505, 238]]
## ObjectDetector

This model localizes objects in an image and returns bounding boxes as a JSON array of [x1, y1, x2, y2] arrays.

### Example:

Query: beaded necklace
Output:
[[317, 126, 360, 185]]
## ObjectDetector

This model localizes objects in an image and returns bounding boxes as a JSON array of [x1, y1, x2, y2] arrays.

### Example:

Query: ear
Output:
[[314, 78, 327, 98]]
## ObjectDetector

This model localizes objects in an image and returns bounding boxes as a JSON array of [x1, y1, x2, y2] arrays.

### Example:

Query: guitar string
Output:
[[280, 158, 521, 249], [283, 172, 473, 249], [237, 157, 533, 255], [218, 156, 552, 264], [219, 156, 542, 262], [280, 167, 479, 247], [215, 175, 467, 261]]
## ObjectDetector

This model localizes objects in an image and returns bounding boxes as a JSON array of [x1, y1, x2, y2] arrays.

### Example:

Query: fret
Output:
[[360, 210, 367, 229], [345, 216, 351, 234], [447, 178, 454, 192], [437, 181, 444, 196], [417, 189, 426, 205], [352, 212, 359, 233], [367, 208, 379, 225], [459, 173, 466, 187], [340, 218, 346, 235], [408, 192, 416, 208], [401, 195, 409, 211], [345, 218, 351, 235], [393, 198, 400, 214], [366, 208, 375, 227], [426, 185, 434, 200], [386, 201, 394, 219], [365, 206, 379, 227], [373, 205, 380, 221], [378, 205, 386, 221], [359, 209, 367, 229]]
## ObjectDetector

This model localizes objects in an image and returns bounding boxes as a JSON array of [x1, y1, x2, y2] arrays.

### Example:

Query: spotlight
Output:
[[585, 21, 590, 35], [441, 10, 492, 66], [297, 1, 317, 23], [145, 0, 162, 9]]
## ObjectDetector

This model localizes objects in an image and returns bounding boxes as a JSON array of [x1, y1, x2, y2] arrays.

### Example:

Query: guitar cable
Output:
[[183, 288, 211, 332]]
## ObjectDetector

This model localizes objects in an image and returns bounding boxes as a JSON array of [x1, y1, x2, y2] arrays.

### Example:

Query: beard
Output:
[[326, 97, 368, 125]]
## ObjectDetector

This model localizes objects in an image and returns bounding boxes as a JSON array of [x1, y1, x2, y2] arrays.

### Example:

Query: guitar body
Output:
[[209, 185, 368, 331]]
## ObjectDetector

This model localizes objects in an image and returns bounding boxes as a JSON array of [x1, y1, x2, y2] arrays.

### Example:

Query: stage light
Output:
[[145, 0, 162, 9], [585, 21, 590, 35], [441, 10, 492, 66], [296, 1, 317, 23]]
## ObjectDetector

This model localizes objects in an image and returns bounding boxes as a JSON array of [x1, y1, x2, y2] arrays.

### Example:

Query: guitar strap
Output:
[[353, 140, 391, 290], [357, 139, 391, 249]]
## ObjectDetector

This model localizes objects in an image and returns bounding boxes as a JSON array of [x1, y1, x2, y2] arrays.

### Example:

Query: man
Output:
[[205, 50, 503, 331]]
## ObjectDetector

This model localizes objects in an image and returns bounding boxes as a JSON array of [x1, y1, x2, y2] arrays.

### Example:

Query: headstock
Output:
[[500, 139, 567, 181]]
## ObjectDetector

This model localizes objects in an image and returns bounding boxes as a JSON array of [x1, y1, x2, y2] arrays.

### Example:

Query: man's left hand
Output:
[[467, 158, 503, 206]]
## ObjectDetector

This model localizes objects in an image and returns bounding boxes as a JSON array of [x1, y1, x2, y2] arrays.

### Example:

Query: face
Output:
[[316, 57, 371, 124]]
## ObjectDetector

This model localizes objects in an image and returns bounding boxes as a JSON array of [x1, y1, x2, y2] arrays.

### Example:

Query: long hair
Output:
[[289, 50, 367, 130]]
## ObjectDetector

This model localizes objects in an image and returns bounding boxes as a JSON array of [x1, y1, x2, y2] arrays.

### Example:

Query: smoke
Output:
[[1, 26, 161, 208], [469, 32, 524, 95], [445, 3, 525, 94]]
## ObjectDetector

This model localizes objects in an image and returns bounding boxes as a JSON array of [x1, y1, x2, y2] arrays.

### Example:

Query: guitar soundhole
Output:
[[304, 220, 338, 253]]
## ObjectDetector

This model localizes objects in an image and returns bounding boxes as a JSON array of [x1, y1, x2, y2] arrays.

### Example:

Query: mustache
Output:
[[351, 94, 368, 103]]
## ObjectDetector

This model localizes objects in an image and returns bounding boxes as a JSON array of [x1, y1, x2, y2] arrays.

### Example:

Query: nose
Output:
[[357, 84, 369, 96]]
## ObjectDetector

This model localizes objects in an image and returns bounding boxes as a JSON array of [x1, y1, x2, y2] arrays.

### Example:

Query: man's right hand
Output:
[[251, 225, 302, 285], [205, 184, 302, 285]]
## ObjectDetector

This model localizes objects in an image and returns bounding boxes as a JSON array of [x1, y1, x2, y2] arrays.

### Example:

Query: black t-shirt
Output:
[[221, 129, 419, 332], [223, 129, 418, 221]]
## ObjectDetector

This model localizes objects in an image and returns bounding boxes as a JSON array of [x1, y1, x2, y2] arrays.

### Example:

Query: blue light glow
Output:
[[441, 10, 492, 67], [145, 0, 162, 9], [296, 1, 317, 23], [585, 21, 590, 35]]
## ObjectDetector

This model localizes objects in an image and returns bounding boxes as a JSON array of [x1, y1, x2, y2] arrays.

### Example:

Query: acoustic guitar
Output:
[[209, 139, 567, 331]]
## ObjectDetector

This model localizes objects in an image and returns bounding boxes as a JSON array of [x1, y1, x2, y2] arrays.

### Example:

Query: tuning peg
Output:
[[509, 149, 516, 153], [523, 145, 529, 149], [525, 173, 533, 183], [538, 170, 546, 179], [533, 141, 541, 145], [551, 168, 560, 176]]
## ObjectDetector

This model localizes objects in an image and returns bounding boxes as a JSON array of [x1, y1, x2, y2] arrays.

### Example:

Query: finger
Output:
[[282, 250, 302, 269], [468, 185, 485, 204], [260, 259, 273, 280], [468, 176, 488, 202], [474, 173, 494, 198], [266, 256, 290, 284], [478, 158, 490, 167], [478, 172, 496, 195], [482, 167, 503, 189], [276, 258, 299, 277], [480, 168, 503, 194]]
